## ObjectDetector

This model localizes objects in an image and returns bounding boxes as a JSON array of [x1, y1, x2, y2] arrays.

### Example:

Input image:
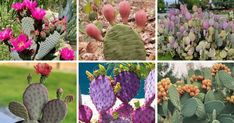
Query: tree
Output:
[[158, 0, 165, 13]]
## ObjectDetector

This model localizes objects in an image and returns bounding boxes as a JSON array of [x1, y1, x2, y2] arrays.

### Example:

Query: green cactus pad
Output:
[[205, 90, 215, 103], [171, 110, 182, 123], [212, 120, 220, 123], [194, 98, 206, 120], [23, 83, 48, 120], [35, 31, 61, 60], [22, 120, 39, 123], [182, 98, 198, 117], [21, 17, 35, 37], [168, 85, 181, 110], [9, 101, 29, 120], [103, 24, 146, 60], [203, 68, 212, 80], [218, 114, 234, 123], [218, 71, 234, 90], [204, 100, 225, 114], [41, 99, 67, 123]]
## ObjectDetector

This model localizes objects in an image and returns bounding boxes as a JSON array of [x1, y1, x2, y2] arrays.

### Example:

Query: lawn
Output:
[[0, 65, 77, 123]]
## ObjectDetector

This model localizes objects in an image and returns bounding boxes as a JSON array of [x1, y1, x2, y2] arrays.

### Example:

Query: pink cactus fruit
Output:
[[102, 4, 116, 24], [114, 71, 140, 103], [144, 70, 155, 106], [89, 75, 116, 113], [119, 1, 131, 24], [131, 106, 155, 123], [135, 10, 147, 29], [85, 23, 103, 41], [79, 105, 93, 123], [111, 103, 133, 119]]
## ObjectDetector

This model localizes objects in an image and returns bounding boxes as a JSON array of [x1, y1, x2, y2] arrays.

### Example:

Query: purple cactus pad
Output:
[[131, 106, 155, 123], [79, 105, 93, 123], [144, 70, 155, 106], [90, 75, 116, 113], [114, 71, 140, 103], [98, 112, 113, 123], [112, 103, 133, 119]]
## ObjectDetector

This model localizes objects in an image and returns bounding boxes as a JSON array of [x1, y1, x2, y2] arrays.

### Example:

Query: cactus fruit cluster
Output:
[[8, 63, 73, 123], [79, 63, 155, 123], [0, 0, 75, 60], [85, 1, 148, 60], [158, 4, 234, 60], [158, 63, 234, 123]]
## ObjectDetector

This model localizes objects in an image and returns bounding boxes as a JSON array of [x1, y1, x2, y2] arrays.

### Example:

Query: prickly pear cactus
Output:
[[23, 83, 48, 120], [112, 103, 133, 119], [79, 105, 93, 123], [35, 31, 61, 60], [144, 69, 155, 106], [103, 24, 146, 60], [131, 106, 155, 123], [9, 101, 29, 120], [21, 17, 35, 37], [114, 71, 140, 103], [90, 75, 116, 112]]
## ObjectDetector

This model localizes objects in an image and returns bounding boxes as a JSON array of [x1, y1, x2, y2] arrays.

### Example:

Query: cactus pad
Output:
[[182, 98, 198, 117], [41, 99, 67, 123], [112, 103, 133, 119], [131, 106, 155, 123], [90, 75, 116, 112], [103, 24, 146, 60], [79, 104, 93, 123], [144, 69, 155, 106], [218, 71, 234, 90], [35, 31, 61, 60], [9, 101, 29, 120], [204, 100, 225, 114], [23, 83, 48, 120], [22, 120, 39, 123], [21, 17, 35, 37], [114, 71, 140, 103], [168, 85, 181, 110]]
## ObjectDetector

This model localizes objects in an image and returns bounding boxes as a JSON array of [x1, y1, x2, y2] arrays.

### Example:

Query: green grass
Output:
[[0, 65, 77, 123]]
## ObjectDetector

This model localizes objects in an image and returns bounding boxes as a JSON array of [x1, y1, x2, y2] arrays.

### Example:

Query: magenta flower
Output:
[[0, 28, 13, 41], [185, 12, 192, 20], [60, 47, 75, 60], [203, 20, 209, 30], [23, 0, 37, 10], [11, 34, 32, 52], [12, 2, 24, 12], [31, 7, 46, 20]]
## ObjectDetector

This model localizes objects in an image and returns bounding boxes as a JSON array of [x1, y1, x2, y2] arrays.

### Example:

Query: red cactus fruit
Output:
[[119, 1, 131, 24], [135, 10, 147, 29], [102, 4, 115, 24], [85, 23, 103, 41]]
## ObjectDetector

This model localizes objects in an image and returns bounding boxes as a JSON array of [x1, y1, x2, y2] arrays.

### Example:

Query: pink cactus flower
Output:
[[0, 28, 13, 41], [31, 7, 46, 20], [23, 0, 37, 10], [60, 47, 75, 60], [12, 2, 24, 12], [34, 63, 52, 77], [11, 34, 32, 52]]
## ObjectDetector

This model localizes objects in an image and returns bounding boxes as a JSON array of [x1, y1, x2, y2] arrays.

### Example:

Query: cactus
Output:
[[103, 24, 146, 60], [158, 63, 234, 123], [86, 2, 149, 60], [82, 63, 155, 122], [0, 0, 75, 60], [158, 4, 234, 60], [114, 71, 140, 103], [8, 64, 72, 123], [144, 69, 156, 106]]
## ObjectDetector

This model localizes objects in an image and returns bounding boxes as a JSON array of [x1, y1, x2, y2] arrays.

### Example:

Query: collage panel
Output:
[[158, 0, 234, 60], [78, 62, 155, 122], [158, 62, 234, 123], [79, 0, 155, 60], [0, 0, 76, 61], [0, 62, 77, 123]]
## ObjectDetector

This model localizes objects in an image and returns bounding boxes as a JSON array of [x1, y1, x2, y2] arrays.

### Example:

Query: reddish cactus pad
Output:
[[114, 71, 140, 103], [90, 75, 116, 113], [79, 105, 93, 123], [131, 106, 155, 123]]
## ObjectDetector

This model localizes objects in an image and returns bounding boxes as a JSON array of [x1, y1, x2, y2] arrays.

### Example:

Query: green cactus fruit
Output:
[[218, 70, 234, 90], [182, 98, 198, 117], [35, 31, 61, 60], [168, 85, 181, 110], [204, 100, 225, 114], [103, 24, 146, 60], [21, 17, 35, 37], [23, 83, 48, 120], [9, 101, 29, 120]]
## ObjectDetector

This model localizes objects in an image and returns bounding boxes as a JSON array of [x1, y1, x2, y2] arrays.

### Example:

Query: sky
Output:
[[164, 0, 177, 4]]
